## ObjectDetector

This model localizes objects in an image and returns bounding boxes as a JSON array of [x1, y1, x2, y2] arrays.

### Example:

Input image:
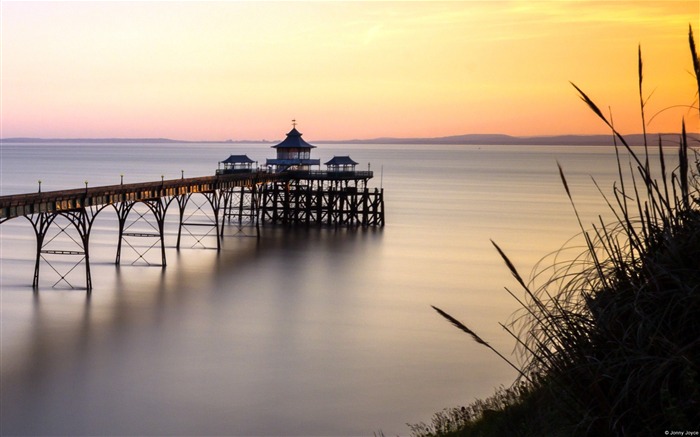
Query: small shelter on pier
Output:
[[217, 155, 256, 174], [266, 123, 321, 172], [325, 156, 358, 173]]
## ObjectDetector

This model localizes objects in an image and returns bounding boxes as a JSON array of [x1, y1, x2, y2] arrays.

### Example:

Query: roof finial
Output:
[[292, 119, 297, 129]]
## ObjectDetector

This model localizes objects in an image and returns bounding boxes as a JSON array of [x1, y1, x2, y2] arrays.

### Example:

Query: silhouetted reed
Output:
[[414, 25, 700, 436]]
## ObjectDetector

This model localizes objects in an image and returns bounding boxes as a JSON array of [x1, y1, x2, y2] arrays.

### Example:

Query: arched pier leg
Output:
[[69, 209, 93, 291], [220, 188, 233, 237], [143, 199, 168, 267], [283, 182, 291, 225], [237, 186, 246, 226], [260, 184, 270, 225], [252, 184, 261, 238], [114, 199, 167, 267], [174, 193, 191, 250], [27, 205, 107, 291], [28, 213, 56, 289], [173, 192, 221, 250], [221, 184, 259, 237], [204, 191, 222, 251], [114, 201, 135, 265]]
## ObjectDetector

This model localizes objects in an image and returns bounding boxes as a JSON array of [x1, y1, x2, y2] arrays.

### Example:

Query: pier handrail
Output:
[[284, 170, 373, 180], [0, 171, 282, 221]]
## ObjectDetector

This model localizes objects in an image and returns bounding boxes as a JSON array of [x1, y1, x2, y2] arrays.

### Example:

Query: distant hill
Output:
[[318, 133, 695, 146], [1, 133, 694, 146]]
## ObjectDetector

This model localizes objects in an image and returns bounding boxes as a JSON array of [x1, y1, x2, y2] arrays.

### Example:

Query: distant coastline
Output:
[[323, 133, 696, 146], [1, 133, 695, 146]]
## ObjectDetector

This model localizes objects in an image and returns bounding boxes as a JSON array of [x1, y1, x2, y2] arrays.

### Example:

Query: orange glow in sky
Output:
[[1, 1, 698, 141]]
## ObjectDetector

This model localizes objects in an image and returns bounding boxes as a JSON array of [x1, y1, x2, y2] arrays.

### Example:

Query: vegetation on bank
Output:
[[412, 26, 700, 436]]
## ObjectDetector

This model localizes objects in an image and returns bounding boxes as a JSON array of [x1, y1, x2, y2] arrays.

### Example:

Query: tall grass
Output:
[[416, 26, 700, 436]]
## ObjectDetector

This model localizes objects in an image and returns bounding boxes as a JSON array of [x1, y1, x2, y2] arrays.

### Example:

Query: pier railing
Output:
[[284, 170, 373, 180], [0, 171, 281, 222]]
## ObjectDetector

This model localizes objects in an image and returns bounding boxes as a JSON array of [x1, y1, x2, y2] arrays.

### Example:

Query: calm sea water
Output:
[[0, 141, 663, 436]]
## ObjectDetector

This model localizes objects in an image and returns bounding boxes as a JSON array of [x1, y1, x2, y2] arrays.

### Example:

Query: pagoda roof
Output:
[[273, 127, 316, 149], [325, 156, 358, 166], [220, 154, 255, 164]]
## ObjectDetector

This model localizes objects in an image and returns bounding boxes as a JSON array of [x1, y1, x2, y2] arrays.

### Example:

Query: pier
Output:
[[0, 125, 385, 291]]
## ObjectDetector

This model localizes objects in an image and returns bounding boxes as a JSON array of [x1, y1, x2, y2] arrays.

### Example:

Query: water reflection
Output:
[[2, 226, 392, 436]]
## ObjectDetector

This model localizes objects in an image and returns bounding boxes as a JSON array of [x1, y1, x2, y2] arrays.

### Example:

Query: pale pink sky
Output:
[[1, 1, 698, 141]]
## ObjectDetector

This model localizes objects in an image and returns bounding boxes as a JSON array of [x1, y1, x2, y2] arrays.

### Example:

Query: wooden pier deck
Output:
[[0, 172, 281, 223]]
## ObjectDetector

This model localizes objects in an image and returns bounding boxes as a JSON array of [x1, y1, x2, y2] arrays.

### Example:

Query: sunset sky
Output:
[[1, 1, 698, 141]]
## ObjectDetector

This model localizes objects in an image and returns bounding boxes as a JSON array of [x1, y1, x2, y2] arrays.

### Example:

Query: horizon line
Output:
[[2, 131, 696, 145]]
